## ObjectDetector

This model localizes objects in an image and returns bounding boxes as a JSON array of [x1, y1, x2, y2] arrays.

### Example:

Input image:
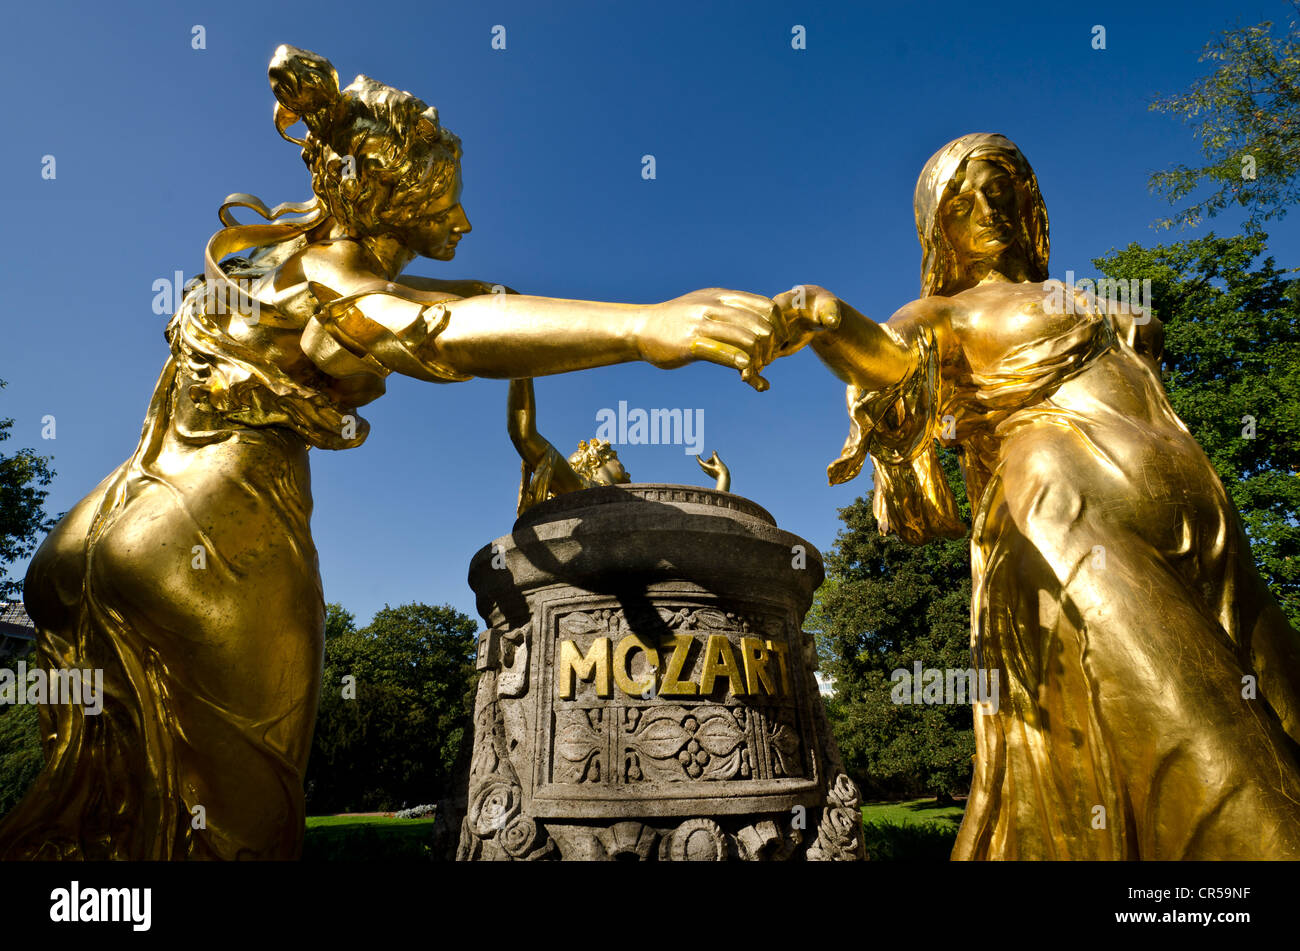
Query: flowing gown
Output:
[[832, 277, 1300, 860], [0, 196, 464, 859]]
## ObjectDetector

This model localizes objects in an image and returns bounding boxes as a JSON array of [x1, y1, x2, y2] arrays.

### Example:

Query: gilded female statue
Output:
[[0, 45, 780, 860], [773, 133, 1300, 859]]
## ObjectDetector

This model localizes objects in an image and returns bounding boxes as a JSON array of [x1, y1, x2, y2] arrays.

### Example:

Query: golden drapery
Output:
[[826, 134, 1300, 859], [836, 299, 1300, 859], [0, 195, 465, 859]]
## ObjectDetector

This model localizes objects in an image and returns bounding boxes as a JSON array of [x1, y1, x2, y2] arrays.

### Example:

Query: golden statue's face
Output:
[[939, 158, 1017, 266], [404, 165, 472, 260], [595, 456, 630, 485]]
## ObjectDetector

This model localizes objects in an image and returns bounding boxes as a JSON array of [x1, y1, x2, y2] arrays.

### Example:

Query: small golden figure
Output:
[[509, 378, 729, 514], [510, 377, 630, 515]]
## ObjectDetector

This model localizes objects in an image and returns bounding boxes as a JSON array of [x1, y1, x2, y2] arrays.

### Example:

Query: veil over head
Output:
[[914, 133, 1049, 297]]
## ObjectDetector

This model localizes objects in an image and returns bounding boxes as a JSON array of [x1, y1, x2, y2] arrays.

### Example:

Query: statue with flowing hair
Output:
[[771, 133, 1300, 859], [0, 45, 782, 860]]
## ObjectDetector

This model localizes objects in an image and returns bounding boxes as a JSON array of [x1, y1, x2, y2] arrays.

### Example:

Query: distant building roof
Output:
[[0, 601, 35, 640]]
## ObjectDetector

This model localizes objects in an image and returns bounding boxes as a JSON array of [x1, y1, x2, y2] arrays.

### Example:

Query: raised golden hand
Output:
[[695, 450, 730, 492]]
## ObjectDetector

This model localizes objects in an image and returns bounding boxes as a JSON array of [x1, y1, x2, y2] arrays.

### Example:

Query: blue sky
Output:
[[3, 0, 1296, 626]]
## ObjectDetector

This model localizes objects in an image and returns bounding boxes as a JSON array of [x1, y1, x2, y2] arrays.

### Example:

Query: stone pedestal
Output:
[[456, 484, 864, 861]]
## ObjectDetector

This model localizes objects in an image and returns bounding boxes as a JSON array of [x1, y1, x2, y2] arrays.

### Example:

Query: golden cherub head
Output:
[[267, 44, 469, 259], [568, 439, 631, 485]]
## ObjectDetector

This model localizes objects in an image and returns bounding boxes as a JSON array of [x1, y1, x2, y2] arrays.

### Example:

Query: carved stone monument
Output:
[[457, 484, 864, 860]]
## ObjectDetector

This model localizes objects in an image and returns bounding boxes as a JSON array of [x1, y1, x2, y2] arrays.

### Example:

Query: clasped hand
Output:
[[639, 284, 840, 391]]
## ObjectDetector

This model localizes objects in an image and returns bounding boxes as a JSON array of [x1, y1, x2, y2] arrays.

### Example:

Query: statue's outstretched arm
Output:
[[399, 274, 519, 298], [298, 242, 780, 388], [772, 285, 952, 392]]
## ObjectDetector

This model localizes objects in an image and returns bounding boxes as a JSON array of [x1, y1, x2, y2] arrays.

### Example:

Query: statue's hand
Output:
[[639, 288, 781, 391], [696, 451, 723, 478], [695, 450, 730, 492], [772, 284, 841, 357]]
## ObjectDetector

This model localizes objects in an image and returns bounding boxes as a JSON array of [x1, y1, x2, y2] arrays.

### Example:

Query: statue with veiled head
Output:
[[770, 133, 1300, 859]]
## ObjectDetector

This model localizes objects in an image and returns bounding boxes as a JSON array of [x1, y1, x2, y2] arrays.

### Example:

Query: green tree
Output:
[[1096, 231, 1300, 624], [324, 602, 356, 641], [0, 375, 57, 813], [0, 646, 41, 820], [1149, 7, 1300, 229], [306, 601, 478, 813], [810, 450, 975, 801], [0, 381, 56, 600]]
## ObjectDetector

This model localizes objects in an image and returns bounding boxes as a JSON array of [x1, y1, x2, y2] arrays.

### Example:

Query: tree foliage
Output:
[[0, 381, 56, 600], [0, 646, 41, 820], [324, 602, 356, 641], [810, 450, 975, 801], [306, 601, 478, 814], [1149, 7, 1300, 229], [0, 700, 40, 819]]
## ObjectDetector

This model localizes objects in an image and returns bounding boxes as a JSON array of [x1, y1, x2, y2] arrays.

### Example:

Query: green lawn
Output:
[[860, 798, 965, 861], [303, 814, 437, 860], [306, 814, 424, 829], [861, 797, 965, 829], [300, 802, 963, 860]]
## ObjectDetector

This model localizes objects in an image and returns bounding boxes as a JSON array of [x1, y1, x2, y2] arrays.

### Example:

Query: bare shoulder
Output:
[[289, 239, 384, 297], [884, 295, 960, 355], [943, 280, 1061, 338]]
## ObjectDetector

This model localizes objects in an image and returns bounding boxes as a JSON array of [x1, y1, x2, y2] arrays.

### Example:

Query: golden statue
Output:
[[772, 133, 1300, 859], [0, 45, 780, 860], [508, 377, 730, 514]]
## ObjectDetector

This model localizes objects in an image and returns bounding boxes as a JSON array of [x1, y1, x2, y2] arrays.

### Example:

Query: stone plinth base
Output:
[[456, 484, 864, 861]]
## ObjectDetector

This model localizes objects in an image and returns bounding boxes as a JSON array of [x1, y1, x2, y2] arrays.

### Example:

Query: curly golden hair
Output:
[[568, 439, 624, 482], [267, 44, 462, 237]]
